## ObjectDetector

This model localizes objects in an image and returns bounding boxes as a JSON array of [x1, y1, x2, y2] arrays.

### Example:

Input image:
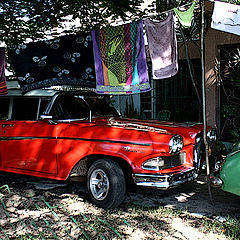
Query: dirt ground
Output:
[[0, 172, 239, 239], [125, 174, 240, 218]]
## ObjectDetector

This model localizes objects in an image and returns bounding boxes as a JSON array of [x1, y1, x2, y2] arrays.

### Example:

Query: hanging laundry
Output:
[[92, 20, 150, 94], [145, 12, 178, 79], [0, 48, 7, 96], [211, 1, 240, 36], [173, 1, 196, 28], [8, 33, 95, 94]]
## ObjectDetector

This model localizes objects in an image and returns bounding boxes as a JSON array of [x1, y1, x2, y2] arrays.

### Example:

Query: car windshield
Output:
[[84, 96, 119, 117], [50, 94, 119, 120]]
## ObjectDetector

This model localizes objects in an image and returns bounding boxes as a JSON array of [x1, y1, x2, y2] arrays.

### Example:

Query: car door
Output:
[[1, 97, 58, 175], [0, 97, 11, 169]]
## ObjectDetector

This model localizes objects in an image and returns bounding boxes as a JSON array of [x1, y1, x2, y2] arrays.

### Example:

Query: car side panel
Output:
[[0, 121, 58, 175], [53, 122, 153, 179], [0, 119, 197, 181], [54, 123, 194, 180]]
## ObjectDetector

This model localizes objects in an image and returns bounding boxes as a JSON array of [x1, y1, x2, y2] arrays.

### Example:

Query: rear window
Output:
[[11, 98, 39, 120], [0, 98, 10, 120]]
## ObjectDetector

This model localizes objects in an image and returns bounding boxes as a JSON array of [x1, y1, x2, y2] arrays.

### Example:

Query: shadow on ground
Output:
[[0, 172, 239, 239], [125, 174, 240, 218], [1, 172, 239, 218]]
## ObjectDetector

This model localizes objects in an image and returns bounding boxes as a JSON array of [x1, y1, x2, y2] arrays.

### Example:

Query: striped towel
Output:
[[92, 20, 150, 94], [0, 48, 7, 95]]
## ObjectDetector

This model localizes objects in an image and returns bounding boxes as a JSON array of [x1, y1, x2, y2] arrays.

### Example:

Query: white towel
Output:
[[211, 1, 240, 36]]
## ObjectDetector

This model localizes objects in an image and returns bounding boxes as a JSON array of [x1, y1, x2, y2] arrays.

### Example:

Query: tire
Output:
[[87, 159, 126, 209]]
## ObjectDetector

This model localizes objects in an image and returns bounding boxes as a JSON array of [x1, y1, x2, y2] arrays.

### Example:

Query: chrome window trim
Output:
[[44, 93, 59, 115], [36, 98, 41, 120], [8, 97, 13, 120]]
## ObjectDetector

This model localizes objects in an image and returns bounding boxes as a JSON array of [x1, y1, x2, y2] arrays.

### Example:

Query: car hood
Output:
[[95, 117, 203, 143]]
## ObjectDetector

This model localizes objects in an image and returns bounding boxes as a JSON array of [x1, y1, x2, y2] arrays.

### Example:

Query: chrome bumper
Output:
[[210, 175, 223, 187], [132, 168, 198, 189]]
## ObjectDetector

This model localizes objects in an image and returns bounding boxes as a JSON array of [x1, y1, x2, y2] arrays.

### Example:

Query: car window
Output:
[[0, 97, 10, 120], [39, 98, 50, 115], [50, 95, 89, 120], [84, 96, 119, 117], [11, 97, 39, 120]]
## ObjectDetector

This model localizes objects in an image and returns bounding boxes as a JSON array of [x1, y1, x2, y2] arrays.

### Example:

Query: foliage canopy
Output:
[[1, 0, 198, 45], [0, 0, 145, 45]]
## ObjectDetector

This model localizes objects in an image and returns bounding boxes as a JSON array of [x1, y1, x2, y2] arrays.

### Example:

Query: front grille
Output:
[[159, 153, 185, 170]]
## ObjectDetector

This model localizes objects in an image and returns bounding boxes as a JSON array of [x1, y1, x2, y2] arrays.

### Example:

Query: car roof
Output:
[[2, 80, 96, 97]]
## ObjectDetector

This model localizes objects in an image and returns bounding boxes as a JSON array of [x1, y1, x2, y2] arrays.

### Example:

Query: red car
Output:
[[0, 89, 216, 209]]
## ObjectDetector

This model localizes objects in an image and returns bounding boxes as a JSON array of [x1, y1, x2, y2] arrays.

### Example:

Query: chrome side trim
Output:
[[0, 136, 151, 146]]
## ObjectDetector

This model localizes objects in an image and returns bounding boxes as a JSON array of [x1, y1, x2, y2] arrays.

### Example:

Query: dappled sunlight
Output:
[[175, 192, 196, 203], [125, 174, 240, 217], [1, 121, 59, 175], [0, 174, 239, 239], [206, 68, 217, 88], [171, 218, 227, 240]]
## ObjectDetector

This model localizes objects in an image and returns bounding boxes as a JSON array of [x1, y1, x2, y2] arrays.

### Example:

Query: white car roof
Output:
[[3, 80, 96, 97], [3, 80, 58, 97]]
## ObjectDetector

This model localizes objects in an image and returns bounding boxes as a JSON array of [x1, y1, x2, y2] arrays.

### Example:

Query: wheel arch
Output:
[[68, 154, 134, 182]]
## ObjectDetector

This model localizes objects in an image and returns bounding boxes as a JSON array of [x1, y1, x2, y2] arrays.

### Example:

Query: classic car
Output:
[[211, 141, 240, 197], [0, 87, 216, 209]]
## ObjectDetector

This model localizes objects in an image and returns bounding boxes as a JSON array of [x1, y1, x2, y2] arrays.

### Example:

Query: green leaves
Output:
[[0, 0, 143, 45], [0, 0, 198, 45]]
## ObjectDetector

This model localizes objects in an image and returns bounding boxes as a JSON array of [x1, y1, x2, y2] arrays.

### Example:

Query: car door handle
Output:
[[2, 124, 14, 128]]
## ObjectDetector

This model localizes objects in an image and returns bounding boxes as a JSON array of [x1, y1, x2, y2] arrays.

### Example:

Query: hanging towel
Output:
[[145, 12, 178, 79], [211, 1, 240, 36], [0, 48, 7, 96], [173, 1, 196, 28], [8, 33, 96, 94], [92, 20, 150, 94]]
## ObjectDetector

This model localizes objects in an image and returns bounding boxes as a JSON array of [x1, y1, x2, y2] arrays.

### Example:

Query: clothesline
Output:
[[5, 1, 199, 95], [111, 0, 199, 27], [146, 0, 199, 20]]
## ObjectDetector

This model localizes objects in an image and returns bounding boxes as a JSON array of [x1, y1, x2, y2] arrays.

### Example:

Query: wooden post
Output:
[[201, 0, 213, 203]]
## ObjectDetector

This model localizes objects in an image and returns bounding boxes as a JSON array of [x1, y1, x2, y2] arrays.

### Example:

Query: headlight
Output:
[[207, 128, 217, 142], [142, 157, 164, 171], [169, 135, 183, 154]]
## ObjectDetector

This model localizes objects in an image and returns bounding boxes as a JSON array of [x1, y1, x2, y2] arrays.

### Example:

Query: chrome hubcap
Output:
[[89, 169, 109, 200]]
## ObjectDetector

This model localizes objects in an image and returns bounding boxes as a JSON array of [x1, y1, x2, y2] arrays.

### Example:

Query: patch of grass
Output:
[[1, 181, 240, 240], [123, 203, 240, 240], [225, 217, 240, 239], [182, 213, 240, 240]]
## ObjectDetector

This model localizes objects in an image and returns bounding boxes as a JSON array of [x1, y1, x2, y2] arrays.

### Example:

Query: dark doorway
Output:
[[218, 44, 240, 142], [154, 59, 202, 122]]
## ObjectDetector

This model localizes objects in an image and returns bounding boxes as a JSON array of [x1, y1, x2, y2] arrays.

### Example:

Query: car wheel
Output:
[[87, 159, 126, 209]]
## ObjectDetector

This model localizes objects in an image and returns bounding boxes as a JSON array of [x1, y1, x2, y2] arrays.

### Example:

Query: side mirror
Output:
[[40, 115, 53, 121], [40, 115, 58, 125]]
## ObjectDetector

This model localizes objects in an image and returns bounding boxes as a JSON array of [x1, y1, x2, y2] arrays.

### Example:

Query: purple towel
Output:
[[145, 12, 178, 79], [92, 20, 150, 94], [0, 48, 7, 95]]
